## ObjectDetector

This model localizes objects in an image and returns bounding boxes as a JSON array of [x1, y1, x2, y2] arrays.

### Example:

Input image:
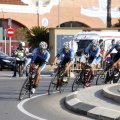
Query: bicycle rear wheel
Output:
[[72, 73, 83, 92], [48, 75, 58, 95], [19, 78, 29, 100], [59, 76, 70, 93]]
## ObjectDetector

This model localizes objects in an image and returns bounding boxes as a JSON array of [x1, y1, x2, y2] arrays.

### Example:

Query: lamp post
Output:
[[58, 0, 60, 28]]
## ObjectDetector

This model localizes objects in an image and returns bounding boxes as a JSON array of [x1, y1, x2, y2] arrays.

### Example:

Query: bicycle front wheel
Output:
[[72, 73, 83, 92], [96, 70, 106, 85], [19, 78, 29, 100], [59, 76, 70, 93], [48, 75, 58, 95]]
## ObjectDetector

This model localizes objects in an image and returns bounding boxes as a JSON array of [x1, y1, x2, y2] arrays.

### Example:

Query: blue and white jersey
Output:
[[109, 44, 120, 53], [85, 43, 100, 57], [57, 48, 75, 60], [32, 48, 50, 62]]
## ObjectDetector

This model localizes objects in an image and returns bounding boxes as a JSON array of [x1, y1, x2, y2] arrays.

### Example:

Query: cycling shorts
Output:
[[112, 52, 120, 63]]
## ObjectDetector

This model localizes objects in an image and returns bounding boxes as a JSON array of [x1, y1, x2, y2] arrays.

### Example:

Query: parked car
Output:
[[0, 51, 15, 71]]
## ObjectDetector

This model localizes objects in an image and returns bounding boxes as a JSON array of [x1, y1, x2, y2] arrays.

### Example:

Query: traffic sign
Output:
[[7, 28, 14, 37]]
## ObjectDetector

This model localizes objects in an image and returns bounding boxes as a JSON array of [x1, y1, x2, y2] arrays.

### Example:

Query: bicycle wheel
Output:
[[96, 70, 107, 85], [72, 72, 83, 92], [118, 78, 120, 92], [19, 78, 29, 100], [48, 74, 58, 95], [59, 76, 70, 93]]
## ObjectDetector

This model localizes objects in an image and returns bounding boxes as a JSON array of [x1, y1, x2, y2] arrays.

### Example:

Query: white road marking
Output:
[[17, 93, 48, 120], [17, 92, 59, 120]]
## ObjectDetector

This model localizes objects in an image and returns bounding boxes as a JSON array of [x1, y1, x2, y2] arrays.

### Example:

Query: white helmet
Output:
[[63, 42, 71, 49], [92, 39, 99, 47], [19, 42, 25, 47], [39, 41, 47, 49], [116, 40, 120, 46]]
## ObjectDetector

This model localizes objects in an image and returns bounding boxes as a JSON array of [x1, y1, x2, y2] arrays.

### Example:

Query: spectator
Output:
[[105, 39, 117, 61]]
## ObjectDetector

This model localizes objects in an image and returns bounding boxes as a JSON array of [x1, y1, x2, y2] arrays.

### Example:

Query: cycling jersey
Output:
[[57, 48, 75, 65], [80, 43, 101, 67], [13, 47, 26, 58], [25, 48, 50, 71], [109, 44, 120, 53], [85, 43, 100, 57], [109, 44, 120, 62]]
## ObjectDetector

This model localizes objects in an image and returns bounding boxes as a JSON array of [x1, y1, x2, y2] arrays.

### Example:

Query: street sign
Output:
[[7, 28, 14, 37]]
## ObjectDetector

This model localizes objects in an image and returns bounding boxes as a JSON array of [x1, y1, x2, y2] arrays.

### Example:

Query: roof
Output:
[[0, 0, 27, 5]]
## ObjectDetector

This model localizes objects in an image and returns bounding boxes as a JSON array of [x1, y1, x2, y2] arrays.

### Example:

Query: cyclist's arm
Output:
[[104, 45, 116, 60], [89, 47, 100, 67], [80, 45, 90, 62], [52, 56, 58, 65], [52, 48, 63, 65]]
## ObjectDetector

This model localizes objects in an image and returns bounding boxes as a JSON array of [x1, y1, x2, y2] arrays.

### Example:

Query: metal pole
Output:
[[4, 29, 6, 54], [58, 0, 60, 28], [9, 36, 11, 56]]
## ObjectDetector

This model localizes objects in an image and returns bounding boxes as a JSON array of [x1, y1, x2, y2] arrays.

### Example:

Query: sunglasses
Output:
[[40, 48, 45, 51]]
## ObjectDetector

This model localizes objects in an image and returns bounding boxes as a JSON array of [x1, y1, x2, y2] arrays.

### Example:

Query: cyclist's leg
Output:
[[35, 63, 46, 85], [31, 63, 46, 94], [88, 56, 94, 79]]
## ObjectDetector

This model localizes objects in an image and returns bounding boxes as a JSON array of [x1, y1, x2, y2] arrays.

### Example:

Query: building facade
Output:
[[0, 0, 120, 55]]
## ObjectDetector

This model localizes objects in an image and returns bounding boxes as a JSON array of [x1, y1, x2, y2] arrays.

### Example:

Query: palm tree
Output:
[[107, 0, 111, 27], [25, 26, 49, 49], [112, 19, 120, 27]]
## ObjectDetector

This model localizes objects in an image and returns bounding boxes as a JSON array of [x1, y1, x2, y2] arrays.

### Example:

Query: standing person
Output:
[[51, 42, 75, 79], [105, 39, 117, 61], [24, 41, 50, 94], [12, 42, 26, 77]]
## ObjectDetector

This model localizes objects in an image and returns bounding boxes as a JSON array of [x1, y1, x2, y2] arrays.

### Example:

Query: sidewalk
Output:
[[65, 84, 120, 120]]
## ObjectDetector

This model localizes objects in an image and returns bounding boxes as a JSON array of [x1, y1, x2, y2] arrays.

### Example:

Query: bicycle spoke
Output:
[[59, 77, 70, 93], [48, 75, 58, 95], [96, 70, 107, 85], [19, 78, 29, 100], [72, 73, 83, 92]]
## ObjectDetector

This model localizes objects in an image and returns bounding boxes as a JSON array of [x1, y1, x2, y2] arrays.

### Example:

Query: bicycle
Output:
[[48, 64, 70, 95], [96, 62, 119, 85], [72, 62, 92, 92], [118, 76, 120, 92], [19, 61, 39, 100]]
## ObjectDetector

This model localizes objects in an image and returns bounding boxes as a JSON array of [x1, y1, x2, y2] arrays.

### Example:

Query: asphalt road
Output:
[[0, 71, 96, 120]]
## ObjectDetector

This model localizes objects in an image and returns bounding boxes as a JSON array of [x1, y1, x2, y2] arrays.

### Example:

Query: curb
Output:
[[103, 84, 120, 103], [65, 91, 120, 120]]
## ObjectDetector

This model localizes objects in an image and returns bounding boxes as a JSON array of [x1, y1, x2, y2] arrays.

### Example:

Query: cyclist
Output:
[[24, 41, 50, 94], [51, 42, 75, 81], [79, 39, 102, 84], [103, 40, 120, 74], [12, 42, 27, 77]]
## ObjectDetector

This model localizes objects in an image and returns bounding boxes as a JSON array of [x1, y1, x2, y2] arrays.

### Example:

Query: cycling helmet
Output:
[[116, 40, 120, 46], [19, 42, 25, 47], [92, 39, 99, 47], [63, 42, 70, 49], [39, 41, 47, 49]]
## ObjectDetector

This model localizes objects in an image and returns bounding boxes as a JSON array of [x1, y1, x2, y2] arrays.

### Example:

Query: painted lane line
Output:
[[17, 92, 59, 120], [17, 93, 47, 120]]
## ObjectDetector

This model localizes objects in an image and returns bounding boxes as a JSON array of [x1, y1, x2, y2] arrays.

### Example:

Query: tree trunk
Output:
[[107, 0, 111, 27]]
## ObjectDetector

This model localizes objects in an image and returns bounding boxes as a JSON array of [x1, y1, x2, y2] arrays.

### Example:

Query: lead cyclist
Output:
[[24, 41, 50, 94]]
